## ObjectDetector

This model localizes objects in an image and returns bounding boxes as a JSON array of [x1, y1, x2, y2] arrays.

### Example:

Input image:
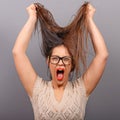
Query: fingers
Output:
[[26, 4, 37, 19], [86, 3, 96, 19], [26, 4, 36, 11], [87, 4, 96, 13]]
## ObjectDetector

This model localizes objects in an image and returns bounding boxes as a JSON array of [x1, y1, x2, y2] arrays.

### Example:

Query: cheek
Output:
[[49, 64, 56, 75], [66, 64, 72, 74]]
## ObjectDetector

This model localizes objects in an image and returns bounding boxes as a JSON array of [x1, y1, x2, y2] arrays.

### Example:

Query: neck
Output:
[[51, 80, 68, 90]]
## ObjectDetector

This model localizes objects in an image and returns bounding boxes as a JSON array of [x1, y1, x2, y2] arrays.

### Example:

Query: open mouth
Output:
[[56, 68, 64, 81]]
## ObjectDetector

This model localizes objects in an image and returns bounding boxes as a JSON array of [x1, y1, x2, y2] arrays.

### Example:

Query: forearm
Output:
[[83, 3, 109, 96], [12, 17, 36, 54], [88, 19, 109, 58]]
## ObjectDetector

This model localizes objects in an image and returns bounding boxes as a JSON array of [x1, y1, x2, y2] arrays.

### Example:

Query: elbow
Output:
[[12, 48, 17, 56], [102, 53, 109, 62], [104, 51, 109, 60], [96, 51, 109, 61], [12, 47, 19, 56], [101, 51, 109, 61], [12, 43, 26, 56], [12, 47, 24, 57]]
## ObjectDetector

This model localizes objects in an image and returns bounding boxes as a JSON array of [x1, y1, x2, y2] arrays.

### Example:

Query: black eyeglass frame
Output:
[[49, 55, 72, 65]]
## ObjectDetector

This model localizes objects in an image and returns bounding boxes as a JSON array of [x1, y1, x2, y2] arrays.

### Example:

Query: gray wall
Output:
[[0, 0, 120, 120]]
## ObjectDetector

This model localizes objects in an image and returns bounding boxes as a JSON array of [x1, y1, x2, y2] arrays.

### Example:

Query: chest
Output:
[[36, 85, 84, 120]]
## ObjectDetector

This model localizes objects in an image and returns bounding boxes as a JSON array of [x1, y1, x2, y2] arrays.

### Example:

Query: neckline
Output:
[[50, 81, 69, 105]]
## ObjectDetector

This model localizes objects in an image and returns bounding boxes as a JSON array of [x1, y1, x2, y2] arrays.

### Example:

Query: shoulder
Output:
[[33, 76, 48, 87], [70, 76, 89, 97], [71, 77, 84, 88], [30, 76, 49, 99]]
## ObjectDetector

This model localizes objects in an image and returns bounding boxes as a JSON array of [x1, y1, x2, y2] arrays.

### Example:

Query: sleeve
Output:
[[29, 75, 45, 103]]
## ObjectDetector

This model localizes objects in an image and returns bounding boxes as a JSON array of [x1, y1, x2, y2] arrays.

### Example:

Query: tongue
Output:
[[57, 73, 64, 81]]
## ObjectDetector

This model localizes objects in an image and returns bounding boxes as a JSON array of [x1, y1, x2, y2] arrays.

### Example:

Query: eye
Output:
[[63, 57, 71, 62], [52, 57, 58, 61], [51, 56, 59, 62]]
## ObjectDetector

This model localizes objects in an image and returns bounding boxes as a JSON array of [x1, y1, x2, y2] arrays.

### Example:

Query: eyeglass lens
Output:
[[50, 56, 71, 65]]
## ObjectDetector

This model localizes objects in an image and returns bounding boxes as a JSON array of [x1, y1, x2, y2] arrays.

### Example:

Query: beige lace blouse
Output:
[[29, 76, 89, 120]]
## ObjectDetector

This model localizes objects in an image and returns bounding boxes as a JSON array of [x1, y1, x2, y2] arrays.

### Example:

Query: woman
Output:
[[12, 2, 108, 120]]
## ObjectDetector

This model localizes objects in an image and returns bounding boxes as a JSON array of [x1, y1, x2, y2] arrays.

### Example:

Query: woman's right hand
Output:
[[26, 4, 37, 23]]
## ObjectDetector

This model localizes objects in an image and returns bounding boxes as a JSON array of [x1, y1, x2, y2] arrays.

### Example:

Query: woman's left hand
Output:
[[86, 4, 96, 21]]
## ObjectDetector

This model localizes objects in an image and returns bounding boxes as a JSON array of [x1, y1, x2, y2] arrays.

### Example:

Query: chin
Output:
[[55, 77, 68, 86]]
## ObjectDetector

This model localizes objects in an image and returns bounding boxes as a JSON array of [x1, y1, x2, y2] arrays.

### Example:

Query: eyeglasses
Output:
[[50, 55, 72, 65]]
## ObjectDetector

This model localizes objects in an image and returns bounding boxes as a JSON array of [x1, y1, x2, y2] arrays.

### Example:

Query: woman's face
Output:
[[48, 45, 72, 87]]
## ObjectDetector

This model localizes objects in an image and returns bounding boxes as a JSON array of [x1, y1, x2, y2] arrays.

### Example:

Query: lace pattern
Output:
[[29, 76, 89, 120]]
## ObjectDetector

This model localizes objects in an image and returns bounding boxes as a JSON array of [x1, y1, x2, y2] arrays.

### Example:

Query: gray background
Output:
[[0, 0, 120, 120]]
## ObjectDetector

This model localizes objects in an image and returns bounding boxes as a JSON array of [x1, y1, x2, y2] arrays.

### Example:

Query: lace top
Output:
[[29, 76, 89, 120]]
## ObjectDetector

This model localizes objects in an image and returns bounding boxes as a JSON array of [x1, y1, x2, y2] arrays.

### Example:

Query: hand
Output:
[[26, 4, 37, 22], [86, 3, 96, 21]]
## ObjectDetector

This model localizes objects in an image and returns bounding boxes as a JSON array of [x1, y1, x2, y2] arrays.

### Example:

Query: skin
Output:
[[12, 3, 108, 101], [48, 45, 72, 87], [47, 45, 72, 102]]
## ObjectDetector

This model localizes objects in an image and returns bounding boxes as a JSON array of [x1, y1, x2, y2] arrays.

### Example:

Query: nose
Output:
[[58, 59, 64, 66]]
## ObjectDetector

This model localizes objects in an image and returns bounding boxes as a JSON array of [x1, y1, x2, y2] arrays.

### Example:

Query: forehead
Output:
[[52, 45, 70, 57]]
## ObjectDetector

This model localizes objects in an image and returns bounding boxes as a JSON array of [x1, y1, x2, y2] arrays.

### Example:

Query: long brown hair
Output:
[[34, 2, 89, 77]]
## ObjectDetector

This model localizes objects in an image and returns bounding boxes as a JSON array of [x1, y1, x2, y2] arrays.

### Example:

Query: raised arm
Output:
[[83, 4, 109, 96], [12, 4, 37, 97]]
